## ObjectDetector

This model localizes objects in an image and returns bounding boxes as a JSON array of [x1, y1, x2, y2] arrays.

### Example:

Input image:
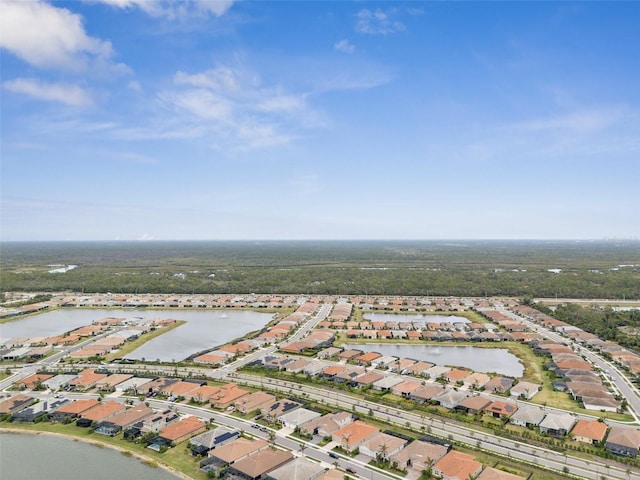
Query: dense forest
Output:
[[1, 240, 639, 299]]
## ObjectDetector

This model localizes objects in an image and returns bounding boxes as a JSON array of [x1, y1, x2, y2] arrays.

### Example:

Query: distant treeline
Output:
[[534, 302, 640, 351], [1, 240, 639, 299]]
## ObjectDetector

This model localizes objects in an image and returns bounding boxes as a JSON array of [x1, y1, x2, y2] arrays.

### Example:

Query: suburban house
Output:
[[80, 400, 126, 424], [570, 419, 608, 445], [95, 404, 153, 436], [0, 394, 36, 415], [358, 432, 407, 460], [484, 400, 518, 419], [477, 467, 526, 480], [205, 438, 269, 468], [509, 405, 545, 429], [390, 440, 448, 472], [484, 376, 514, 394], [266, 456, 324, 480], [12, 398, 68, 423], [457, 396, 492, 415], [52, 398, 100, 421], [95, 374, 133, 392], [432, 389, 468, 410], [153, 416, 206, 447], [605, 427, 640, 458], [432, 451, 483, 480], [278, 407, 321, 428], [510, 381, 541, 400], [184, 385, 224, 404], [189, 426, 239, 456], [234, 391, 276, 415], [332, 420, 379, 452], [391, 380, 421, 398], [163, 380, 203, 398], [16, 373, 53, 390], [408, 385, 444, 404], [137, 409, 180, 434], [261, 399, 302, 423], [227, 447, 294, 480], [210, 383, 249, 409], [299, 411, 354, 437], [538, 413, 576, 437]]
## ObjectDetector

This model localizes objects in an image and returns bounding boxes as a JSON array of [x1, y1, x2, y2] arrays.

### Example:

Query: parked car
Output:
[[346, 467, 356, 474], [329, 452, 339, 459]]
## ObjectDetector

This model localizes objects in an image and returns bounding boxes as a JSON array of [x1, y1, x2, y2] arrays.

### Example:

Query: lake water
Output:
[[0, 433, 179, 480], [363, 313, 470, 325], [342, 343, 524, 377], [124, 310, 273, 362], [0, 309, 273, 362]]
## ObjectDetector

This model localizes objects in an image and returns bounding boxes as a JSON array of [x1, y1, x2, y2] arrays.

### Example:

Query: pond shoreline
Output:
[[0, 427, 192, 480]]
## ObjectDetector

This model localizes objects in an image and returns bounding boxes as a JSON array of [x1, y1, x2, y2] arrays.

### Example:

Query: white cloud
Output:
[[174, 66, 240, 92], [256, 94, 306, 113], [90, 0, 234, 18], [0, 0, 116, 71], [160, 65, 309, 149], [515, 109, 624, 133], [356, 8, 405, 35], [3, 78, 93, 107], [128, 80, 142, 92], [334, 39, 355, 54]]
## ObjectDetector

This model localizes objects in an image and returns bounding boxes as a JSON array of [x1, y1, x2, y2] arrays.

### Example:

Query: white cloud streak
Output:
[[334, 39, 355, 54], [89, 0, 235, 19], [0, 0, 118, 71], [356, 8, 405, 35], [3, 78, 93, 107]]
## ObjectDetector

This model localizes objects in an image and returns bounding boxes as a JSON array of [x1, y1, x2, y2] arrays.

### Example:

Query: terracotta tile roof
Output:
[[55, 398, 100, 415], [485, 400, 518, 417], [104, 404, 153, 428], [433, 451, 482, 480], [391, 380, 421, 394], [210, 383, 249, 407], [81, 401, 126, 421], [356, 352, 382, 363], [18, 373, 53, 389], [165, 381, 201, 396], [332, 420, 379, 448], [477, 466, 526, 480], [571, 419, 608, 442], [322, 365, 347, 376], [158, 416, 206, 442]]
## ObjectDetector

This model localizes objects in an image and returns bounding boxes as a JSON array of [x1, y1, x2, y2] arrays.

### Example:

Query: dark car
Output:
[[329, 452, 338, 459], [346, 467, 356, 474]]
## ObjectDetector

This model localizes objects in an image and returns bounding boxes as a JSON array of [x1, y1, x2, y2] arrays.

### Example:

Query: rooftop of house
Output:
[[267, 455, 325, 480], [333, 420, 379, 447], [477, 466, 526, 480], [606, 427, 640, 449], [54, 398, 100, 415], [433, 451, 482, 480], [81, 401, 126, 421], [231, 447, 294, 479], [158, 416, 206, 442], [571, 419, 608, 441], [211, 438, 269, 463]]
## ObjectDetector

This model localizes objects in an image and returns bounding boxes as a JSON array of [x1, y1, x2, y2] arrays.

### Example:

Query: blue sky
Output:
[[1, 1, 639, 241]]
